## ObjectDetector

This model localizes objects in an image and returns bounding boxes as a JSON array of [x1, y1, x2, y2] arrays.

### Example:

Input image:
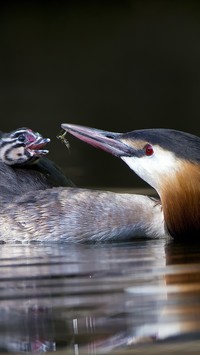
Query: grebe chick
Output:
[[0, 127, 49, 165], [0, 127, 74, 198], [62, 123, 200, 240]]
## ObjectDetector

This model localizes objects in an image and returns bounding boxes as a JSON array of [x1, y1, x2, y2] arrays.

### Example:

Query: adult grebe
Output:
[[62, 124, 200, 240]]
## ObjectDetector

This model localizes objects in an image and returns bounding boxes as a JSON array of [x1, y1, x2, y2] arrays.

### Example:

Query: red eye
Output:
[[145, 144, 154, 156]]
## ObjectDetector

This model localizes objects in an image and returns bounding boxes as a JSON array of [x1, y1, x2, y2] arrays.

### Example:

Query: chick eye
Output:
[[17, 134, 26, 142], [144, 144, 154, 156]]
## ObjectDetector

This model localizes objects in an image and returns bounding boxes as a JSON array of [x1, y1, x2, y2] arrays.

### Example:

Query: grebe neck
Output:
[[160, 161, 200, 239]]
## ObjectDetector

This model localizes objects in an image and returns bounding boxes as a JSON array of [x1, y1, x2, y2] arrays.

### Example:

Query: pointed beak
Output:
[[61, 124, 135, 157]]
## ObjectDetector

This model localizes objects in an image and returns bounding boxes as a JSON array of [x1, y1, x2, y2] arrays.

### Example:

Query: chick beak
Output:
[[61, 124, 134, 157]]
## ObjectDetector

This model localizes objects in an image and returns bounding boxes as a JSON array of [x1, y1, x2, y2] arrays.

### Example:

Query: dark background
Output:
[[1, 1, 200, 188]]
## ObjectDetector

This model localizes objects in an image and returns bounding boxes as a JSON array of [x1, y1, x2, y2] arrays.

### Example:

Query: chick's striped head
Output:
[[0, 128, 50, 165]]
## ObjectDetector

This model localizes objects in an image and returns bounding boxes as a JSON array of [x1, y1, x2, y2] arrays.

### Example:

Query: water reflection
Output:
[[0, 240, 200, 353]]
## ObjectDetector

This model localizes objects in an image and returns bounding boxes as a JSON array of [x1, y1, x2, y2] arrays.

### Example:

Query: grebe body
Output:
[[0, 187, 165, 243]]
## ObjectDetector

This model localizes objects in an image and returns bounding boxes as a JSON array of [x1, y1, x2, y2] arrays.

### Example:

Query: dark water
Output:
[[1, 239, 200, 354]]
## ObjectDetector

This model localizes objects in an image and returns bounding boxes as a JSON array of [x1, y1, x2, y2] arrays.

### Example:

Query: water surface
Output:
[[0, 239, 200, 354]]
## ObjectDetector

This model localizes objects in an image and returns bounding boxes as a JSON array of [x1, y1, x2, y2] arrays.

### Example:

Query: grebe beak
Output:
[[61, 123, 135, 157]]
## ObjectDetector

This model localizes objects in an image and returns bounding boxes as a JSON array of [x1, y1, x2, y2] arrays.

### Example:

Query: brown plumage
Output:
[[161, 161, 200, 239]]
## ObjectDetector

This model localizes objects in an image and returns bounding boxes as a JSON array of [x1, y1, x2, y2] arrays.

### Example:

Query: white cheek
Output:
[[3, 147, 26, 165], [7, 147, 25, 161], [121, 149, 180, 192]]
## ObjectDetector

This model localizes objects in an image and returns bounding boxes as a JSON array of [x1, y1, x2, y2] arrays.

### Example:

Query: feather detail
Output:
[[161, 161, 200, 239]]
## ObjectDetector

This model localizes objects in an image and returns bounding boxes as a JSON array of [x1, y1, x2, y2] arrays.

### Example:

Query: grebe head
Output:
[[0, 128, 50, 165], [61, 124, 200, 193], [61, 124, 200, 239]]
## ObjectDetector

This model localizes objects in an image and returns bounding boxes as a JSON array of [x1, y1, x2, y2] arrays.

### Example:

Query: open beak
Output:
[[61, 124, 134, 157], [26, 134, 50, 156]]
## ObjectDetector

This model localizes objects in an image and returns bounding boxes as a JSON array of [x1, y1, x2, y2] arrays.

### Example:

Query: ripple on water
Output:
[[0, 240, 199, 353]]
